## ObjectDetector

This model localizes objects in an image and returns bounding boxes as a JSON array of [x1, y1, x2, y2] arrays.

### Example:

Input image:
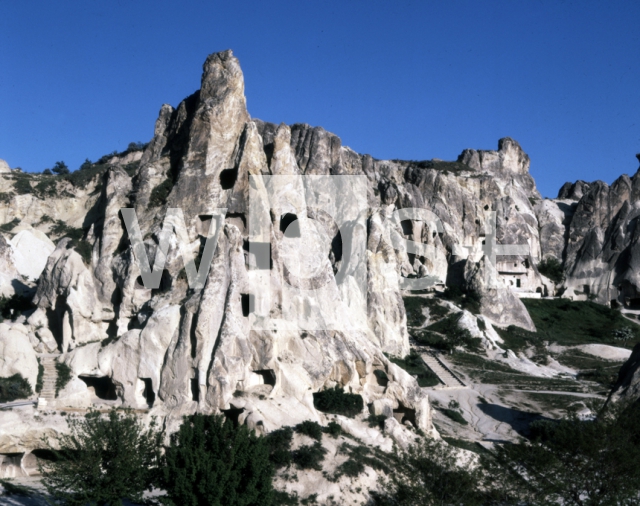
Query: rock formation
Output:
[[1, 49, 637, 469]]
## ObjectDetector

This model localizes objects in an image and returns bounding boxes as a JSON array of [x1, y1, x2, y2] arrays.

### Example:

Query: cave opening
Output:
[[79, 376, 118, 400]]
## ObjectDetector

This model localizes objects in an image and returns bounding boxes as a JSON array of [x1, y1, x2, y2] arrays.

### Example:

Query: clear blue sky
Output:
[[1, 1, 638, 197]]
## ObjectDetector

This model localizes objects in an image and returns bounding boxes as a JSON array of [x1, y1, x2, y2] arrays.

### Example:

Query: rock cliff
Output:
[[1, 49, 638, 457]]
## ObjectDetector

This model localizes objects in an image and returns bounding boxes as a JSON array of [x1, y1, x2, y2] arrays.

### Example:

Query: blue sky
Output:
[[1, 0, 638, 197]]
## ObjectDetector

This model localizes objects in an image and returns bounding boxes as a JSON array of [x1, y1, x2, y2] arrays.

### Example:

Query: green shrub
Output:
[[34, 178, 59, 198], [324, 421, 342, 438], [336, 457, 365, 478], [440, 286, 481, 314], [40, 409, 162, 506], [265, 426, 293, 469], [313, 387, 364, 418], [439, 408, 468, 425], [149, 178, 173, 207], [161, 414, 274, 506], [423, 313, 482, 352], [292, 442, 327, 470], [0, 218, 20, 232], [36, 359, 44, 394], [295, 420, 323, 441], [403, 296, 450, 327], [12, 177, 33, 195], [0, 374, 33, 402], [538, 257, 565, 284], [367, 414, 387, 430], [74, 239, 93, 265], [55, 362, 72, 397], [52, 161, 70, 175], [387, 350, 440, 387], [0, 294, 34, 321], [0, 192, 13, 203]]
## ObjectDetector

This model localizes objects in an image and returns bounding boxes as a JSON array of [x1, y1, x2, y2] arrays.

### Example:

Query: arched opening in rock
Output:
[[611, 299, 619, 309], [280, 213, 300, 238], [197, 215, 213, 237], [331, 231, 343, 263], [536, 287, 542, 294], [253, 370, 276, 387], [0, 452, 25, 478], [79, 376, 118, 400], [222, 406, 245, 426], [516, 279, 521, 288], [151, 269, 172, 295], [219, 168, 238, 190], [373, 369, 389, 387], [393, 404, 416, 426], [400, 220, 412, 235], [141, 378, 155, 408], [583, 285, 590, 296], [190, 377, 199, 402], [241, 293, 253, 317], [247, 241, 272, 270]]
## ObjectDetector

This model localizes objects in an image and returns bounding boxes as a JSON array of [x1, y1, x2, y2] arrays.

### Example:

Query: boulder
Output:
[[0, 323, 39, 391], [9, 228, 55, 281]]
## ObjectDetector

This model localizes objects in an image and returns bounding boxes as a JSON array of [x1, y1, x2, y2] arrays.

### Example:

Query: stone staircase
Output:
[[38, 355, 59, 401], [418, 351, 466, 388]]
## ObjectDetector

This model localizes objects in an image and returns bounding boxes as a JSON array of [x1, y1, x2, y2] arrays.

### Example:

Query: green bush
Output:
[[162, 414, 274, 506], [324, 421, 342, 438], [36, 359, 44, 394], [12, 177, 33, 195], [538, 257, 565, 284], [295, 420, 323, 441], [387, 350, 440, 387], [440, 286, 481, 314], [149, 178, 174, 207], [439, 408, 468, 425], [55, 362, 72, 397], [265, 426, 293, 469], [0, 374, 33, 403], [292, 442, 327, 470], [0, 218, 20, 232], [40, 409, 162, 506], [0, 294, 34, 321], [52, 161, 70, 175], [313, 387, 364, 418], [74, 239, 93, 265]]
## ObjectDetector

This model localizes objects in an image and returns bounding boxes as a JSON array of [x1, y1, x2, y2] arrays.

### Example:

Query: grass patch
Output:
[[0, 374, 33, 403], [313, 387, 363, 418], [497, 299, 640, 351], [55, 362, 72, 397], [403, 296, 450, 327], [387, 350, 441, 387]]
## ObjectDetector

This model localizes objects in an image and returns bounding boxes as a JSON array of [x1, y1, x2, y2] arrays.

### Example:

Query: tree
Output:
[[52, 161, 70, 175], [537, 256, 565, 285], [39, 408, 163, 506], [161, 414, 274, 506], [80, 158, 93, 171], [42, 168, 52, 175]]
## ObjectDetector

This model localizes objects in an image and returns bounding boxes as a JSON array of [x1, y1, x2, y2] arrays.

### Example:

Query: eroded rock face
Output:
[[608, 343, 640, 405], [0, 49, 599, 452]]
